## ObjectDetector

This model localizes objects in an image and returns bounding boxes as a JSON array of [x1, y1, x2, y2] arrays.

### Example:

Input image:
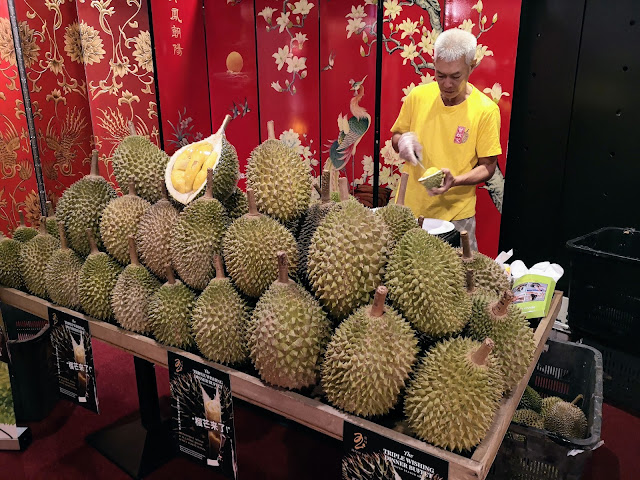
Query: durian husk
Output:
[[544, 395, 588, 439], [44, 201, 58, 237], [512, 408, 545, 429], [222, 187, 248, 221], [19, 219, 60, 299], [0, 232, 23, 289], [375, 172, 416, 249], [45, 222, 83, 309], [459, 231, 511, 295], [13, 211, 38, 243]]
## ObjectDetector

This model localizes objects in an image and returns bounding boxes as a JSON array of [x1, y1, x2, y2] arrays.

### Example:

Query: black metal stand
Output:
[[87, 357, 174, 479]]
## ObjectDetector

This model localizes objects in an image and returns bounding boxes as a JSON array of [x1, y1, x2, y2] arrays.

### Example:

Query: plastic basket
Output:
[[566, 227, 639, 354], [489, 339, 603, 480]]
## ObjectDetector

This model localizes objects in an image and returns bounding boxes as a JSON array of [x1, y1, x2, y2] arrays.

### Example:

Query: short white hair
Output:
[[434, 29, 477, 65]]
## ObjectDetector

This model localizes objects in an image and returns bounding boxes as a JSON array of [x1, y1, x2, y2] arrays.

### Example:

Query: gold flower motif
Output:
[[48, 56, 64, 75], [118, 90, 140, 106], [110, 58, 130, 78], [46, 88, 67, 106], [132, 31, 153, 73], [18, 160, 33, 180], [0, 18, 40, 67], [64, 21, 106, 65]]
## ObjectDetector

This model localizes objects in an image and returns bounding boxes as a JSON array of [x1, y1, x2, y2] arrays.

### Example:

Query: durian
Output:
[[223, 189, 298, 298], [0, 362, 16, 425], [111, 236, 161, 333], [544, 395, 588, 439], [386, 229, 471, 337], [518, 385, 543, 413], [512, 408, 544, 429], [148, 266, 196, 348], [404, 338, 503, 452], [222, 187, 248, 221], [321, 286, 418, 417], [112, 122, 170, 203], [78, 229, 123, 321], [45, 222, 83, 309], [459, 231, 510, 295], [45, 201, 59, 237], [100, 178, 151, 265], [247, 252, 330, 389], [246, 120, 311, 223], [191, 255, 249, 365], [308, 197, 389, 320], [467, 290, 535, 392], [136, 181, 180, 280], [13, 211, 38, 243], [170, 169, 229, 290], [342, 452, 399, 480], [418, 167, 444, 190], [56, 150, 117, 256], [375, 173, 416, 249], [0, 232, 23, 289], [19, 218, 59, 298], [541, 396, 563, 418]]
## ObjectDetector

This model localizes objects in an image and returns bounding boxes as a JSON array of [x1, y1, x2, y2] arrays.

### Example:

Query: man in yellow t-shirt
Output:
[[391, 28, 502, 250]]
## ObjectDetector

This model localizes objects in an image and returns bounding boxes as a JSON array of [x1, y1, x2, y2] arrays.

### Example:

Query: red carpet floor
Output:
[[1, 340, 638, 480]]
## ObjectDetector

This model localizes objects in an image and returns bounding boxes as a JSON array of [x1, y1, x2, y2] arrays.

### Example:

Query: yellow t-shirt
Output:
[[391, 82, 502, 221]]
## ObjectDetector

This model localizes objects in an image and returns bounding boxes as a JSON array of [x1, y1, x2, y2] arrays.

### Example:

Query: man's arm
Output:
[[428, 156, 497, 196], [391, 132, 402, 153]]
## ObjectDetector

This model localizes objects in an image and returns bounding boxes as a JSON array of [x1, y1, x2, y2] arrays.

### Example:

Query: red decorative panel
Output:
[[204, 0, 260, 190], [149, 0, 212, 155], [75, 0, 160, 192], [0, 2, 40, 236]]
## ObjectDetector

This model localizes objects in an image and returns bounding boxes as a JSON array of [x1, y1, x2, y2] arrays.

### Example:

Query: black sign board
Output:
[[168, 351, 237, 479], [48, 307, 99, 413], [343, 421, 449, 480]]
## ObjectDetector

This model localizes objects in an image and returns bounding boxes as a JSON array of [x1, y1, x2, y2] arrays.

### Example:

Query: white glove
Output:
[[398, 132, 423, 166]]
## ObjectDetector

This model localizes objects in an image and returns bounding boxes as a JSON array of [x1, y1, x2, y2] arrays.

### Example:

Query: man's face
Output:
[[434, 56, 472, 101]]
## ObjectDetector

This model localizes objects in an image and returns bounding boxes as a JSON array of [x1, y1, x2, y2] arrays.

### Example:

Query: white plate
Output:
[[421, 218, 455, 235]]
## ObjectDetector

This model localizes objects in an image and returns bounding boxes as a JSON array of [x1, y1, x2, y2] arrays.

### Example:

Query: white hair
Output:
[[434, 29, 477, 65]]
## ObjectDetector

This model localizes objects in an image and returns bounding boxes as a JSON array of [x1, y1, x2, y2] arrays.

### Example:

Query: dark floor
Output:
[[1, 340, 638, 479]]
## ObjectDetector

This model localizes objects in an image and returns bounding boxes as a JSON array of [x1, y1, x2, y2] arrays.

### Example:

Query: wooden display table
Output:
[[0, 286, 562, 480]]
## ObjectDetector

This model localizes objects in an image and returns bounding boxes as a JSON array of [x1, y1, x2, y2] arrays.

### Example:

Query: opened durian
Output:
[[166, 115, 239, 204], [518, 385, 543, 413], [148, 266, 196, 349], [544, 395, 588, 439], [136, 181, 179, 280], [222, 187, 248, 221], [112, 236, 161, 333], [466, 290, 535, 392], [386, 228, 471, 337], [19, 218, 59, 298], [56, 150, 117, 256], [404, 338, 503, 452], [78, 229, 123, 321], [459, 231, 510, 295], [308, 197, 389, 320], [45, 201, 59, 237], [321, 286, 418, 417], [45, 222, 83, 309], [170, 169, 229, 290], [248, 252, 330, 389], [13, 211, 37, 243], [192, 255, 249, 365], [100, 178, 151, 265], [112, 123, 169, 203], [375, 173, 416, 249], [512, 408, 545, 429], [0, 232, 23, 289], [418, 166, 445, 190], [246, 120, 311, 223], [223, 189, 298, 298]]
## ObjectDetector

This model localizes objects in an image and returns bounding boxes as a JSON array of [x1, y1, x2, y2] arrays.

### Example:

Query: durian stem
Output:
[[58, 222, 68, 249], [46, 200, 54, 216], [214, 255, 226, 279], [246, 188, 260, 216], [571, 394, 584, 406], [204, 168, 214, 199], [160, 179, 169, 201], [86, 228, 99, 254], [461, 231, 473, 261], [38, 216, 47, 234], [466, 269, 475, 293], [313, 183, 321, 196], [128, 121, 137, 136], [19, 210, 26, 227], [276, 251, 290, 284], [320, 170, 330, 203], [470, 338, 495, 366], [418, 216, 425, 228], [220, 114, 232, 133], [266, 120, 276, 140], [166, 266, 176, 285], [492, 290, 514, 317], [128, 177, 136, 196], [90, 150, 100, 176], [338, 177, 349, 201], [371, 286, 388, 317], [128, 236, 140, 265], [397, 173, 409, 206]]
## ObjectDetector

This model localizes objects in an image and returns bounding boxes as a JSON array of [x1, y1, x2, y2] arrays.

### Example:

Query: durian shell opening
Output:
[[470, 338, 495, 366], [58, 222, 68, 249], [461, 230, 473, 261], [213, 254, 226, 279], [320, 170, 331, 203], [371, 285, 388, 317], [266, 120, 276, 140], [128, 235, 140, 265], [338, 177, 349, 201], [276, 251, 292, 284], [90, 150, 100, 177], [86, 228, 99, 254], [245, 188, 261, 218], [165, 266, 176, 285], [491, 290, 514, 317], [38, 216, 47, 234], [396, 173, 409, 206]]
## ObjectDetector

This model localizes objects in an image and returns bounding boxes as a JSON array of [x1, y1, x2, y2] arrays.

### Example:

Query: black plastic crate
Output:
[[489, 339, 603, 480], [566, 227, 639, 354]]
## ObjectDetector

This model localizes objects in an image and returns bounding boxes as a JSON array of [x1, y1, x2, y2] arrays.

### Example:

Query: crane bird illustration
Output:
[[326, 76, 370, 171]]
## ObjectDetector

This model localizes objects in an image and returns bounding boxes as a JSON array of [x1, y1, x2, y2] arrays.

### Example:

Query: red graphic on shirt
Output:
[[454, 126, 469, 144]]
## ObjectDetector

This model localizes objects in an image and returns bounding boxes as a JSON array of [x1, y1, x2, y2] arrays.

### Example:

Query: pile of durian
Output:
[[0, 118, 539, 454]]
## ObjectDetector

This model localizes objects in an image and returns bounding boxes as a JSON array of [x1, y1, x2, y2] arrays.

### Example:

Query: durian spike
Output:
[[492, 290, 514, 317], [58, 222, 68, 250], [165, 266, 176, 285], [470, 338, 495, 366], [571, 394, 584, 406], [38, 216, 47, 234], [338, 177, 349, 201], [266, 120, 276, 140], [128, 121, 137, 136], [320, 170, 331, 203], [418, 216, 425, 228], [213, 254, 226, 279], [203, 168, 214, 199], [86, 228, 99, 254], [46, 200, 54, 216], [461, 230, 473, 261], [371, 285, 388, 317], [246, 188, 260, 217], [19, 210, 26, 227], [128, 235, 140, 265], [276, 251, 291, 284], [127, 176, 136, 196], [465, 269, 475, 293], [90, 150, 100, 176], [397, 173, 409, 206]]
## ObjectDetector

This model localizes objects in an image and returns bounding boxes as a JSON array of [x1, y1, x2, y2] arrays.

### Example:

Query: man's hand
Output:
[[397, 132, 423, 166], [428, 168, 455, 196]]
